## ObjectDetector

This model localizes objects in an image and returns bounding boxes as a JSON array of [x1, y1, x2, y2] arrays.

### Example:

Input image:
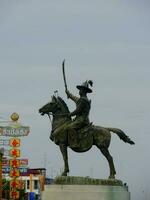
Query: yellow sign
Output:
[[10, 179, 20, 189], [9, 159, 20, 168], [10, 179, 24, 190], [9, 168, 20, 178], [10, 190, 19, 199], [9, 149, 20, 158], [9, 138, 20, 147]]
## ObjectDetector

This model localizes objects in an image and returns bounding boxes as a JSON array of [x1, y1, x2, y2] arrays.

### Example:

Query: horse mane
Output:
[[57, 96, 70, 113]]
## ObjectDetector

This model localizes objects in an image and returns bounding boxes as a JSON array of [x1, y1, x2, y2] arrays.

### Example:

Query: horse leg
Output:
[[99, 147, 116, 179], [59, 144, 69, 176]]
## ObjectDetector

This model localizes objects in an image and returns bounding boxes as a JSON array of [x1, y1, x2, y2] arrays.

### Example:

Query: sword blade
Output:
[[62, 60, 68, 91]]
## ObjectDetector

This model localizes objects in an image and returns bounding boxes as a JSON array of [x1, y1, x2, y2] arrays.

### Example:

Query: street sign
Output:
[[9, 138, 20, 147], [2, 158, 9, 166], [4, 150, 9, 156], [10, 190, 19, 199], [20, 159, 28, 166], [10, 179, 25, 190], [9, 168, 20, 177], [2, 158, 28, 167], [0, 126, 30, 137], [9, 149, 20, 158], [2, 167, 28, 174], [10, 179, 20, 189], [0, 139, 9, 146], [9, 159, 20, 168]]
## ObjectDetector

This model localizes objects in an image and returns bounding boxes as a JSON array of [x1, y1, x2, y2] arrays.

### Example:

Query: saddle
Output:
[[68, 123, 93, 149], [77, 122, 93, 138]]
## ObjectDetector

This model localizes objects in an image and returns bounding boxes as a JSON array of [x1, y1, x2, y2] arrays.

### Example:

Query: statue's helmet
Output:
[[76, 80, 93, 93]]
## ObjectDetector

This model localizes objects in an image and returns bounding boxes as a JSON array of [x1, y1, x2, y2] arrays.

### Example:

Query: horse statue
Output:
[[39, 95, 134, 179]]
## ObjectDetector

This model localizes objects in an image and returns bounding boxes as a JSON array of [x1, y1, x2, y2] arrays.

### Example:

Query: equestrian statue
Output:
[[39, 61, 135, 179]]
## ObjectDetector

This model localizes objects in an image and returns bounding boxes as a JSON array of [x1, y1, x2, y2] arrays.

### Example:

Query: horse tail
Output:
[[106, 128, 135, 145]]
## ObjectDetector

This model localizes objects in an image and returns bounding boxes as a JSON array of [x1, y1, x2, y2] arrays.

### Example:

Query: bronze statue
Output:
[[39, 62, 135, 179], [53, 80, 93, 148]]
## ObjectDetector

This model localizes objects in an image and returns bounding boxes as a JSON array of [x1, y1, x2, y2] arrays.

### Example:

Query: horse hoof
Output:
[[108, 175, 115, 179], [61, 172, 67, 176]]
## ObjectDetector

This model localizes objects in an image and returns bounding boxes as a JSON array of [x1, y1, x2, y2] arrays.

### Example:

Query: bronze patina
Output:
[[39, 62, 134, 179]]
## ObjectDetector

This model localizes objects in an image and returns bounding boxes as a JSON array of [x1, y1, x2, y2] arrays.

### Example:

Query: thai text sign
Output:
[[0, 126, 30, 137]]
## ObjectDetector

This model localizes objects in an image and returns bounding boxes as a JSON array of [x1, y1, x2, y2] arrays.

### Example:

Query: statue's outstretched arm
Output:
[[65, 90, 79, 103]]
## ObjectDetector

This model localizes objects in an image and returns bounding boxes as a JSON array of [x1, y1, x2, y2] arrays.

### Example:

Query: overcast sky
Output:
[[0, 1, 150, 199]]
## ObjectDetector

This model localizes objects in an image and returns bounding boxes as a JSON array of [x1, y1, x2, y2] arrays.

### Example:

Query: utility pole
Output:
[[0, 149, 3, 200]]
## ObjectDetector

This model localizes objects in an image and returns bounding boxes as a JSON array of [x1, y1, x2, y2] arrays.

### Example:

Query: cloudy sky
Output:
[[0, 0, 150, 199]]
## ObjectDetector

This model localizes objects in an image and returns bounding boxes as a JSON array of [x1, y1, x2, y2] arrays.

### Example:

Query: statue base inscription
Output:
[[42, 176, 130, 200]]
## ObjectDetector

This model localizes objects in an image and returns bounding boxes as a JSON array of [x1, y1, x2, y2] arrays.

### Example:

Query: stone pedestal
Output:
[[42, 176, 130, 200]]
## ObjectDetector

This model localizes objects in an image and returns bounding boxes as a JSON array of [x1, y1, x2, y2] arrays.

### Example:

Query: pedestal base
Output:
[[42, 177, 130, 200]]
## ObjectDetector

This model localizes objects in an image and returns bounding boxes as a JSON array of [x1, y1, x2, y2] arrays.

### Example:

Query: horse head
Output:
[[39, 95, 70, 117]]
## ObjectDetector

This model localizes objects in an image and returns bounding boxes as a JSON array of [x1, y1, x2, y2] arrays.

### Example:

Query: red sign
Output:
[[9, 159, 20, 168], [9, 149, 20, 158], [9, 168, 20, 178], [10, 190, 19, 199], [2, 158, 28, 167], [10, 179, 20, 189], [9, 138, 20, 147]]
